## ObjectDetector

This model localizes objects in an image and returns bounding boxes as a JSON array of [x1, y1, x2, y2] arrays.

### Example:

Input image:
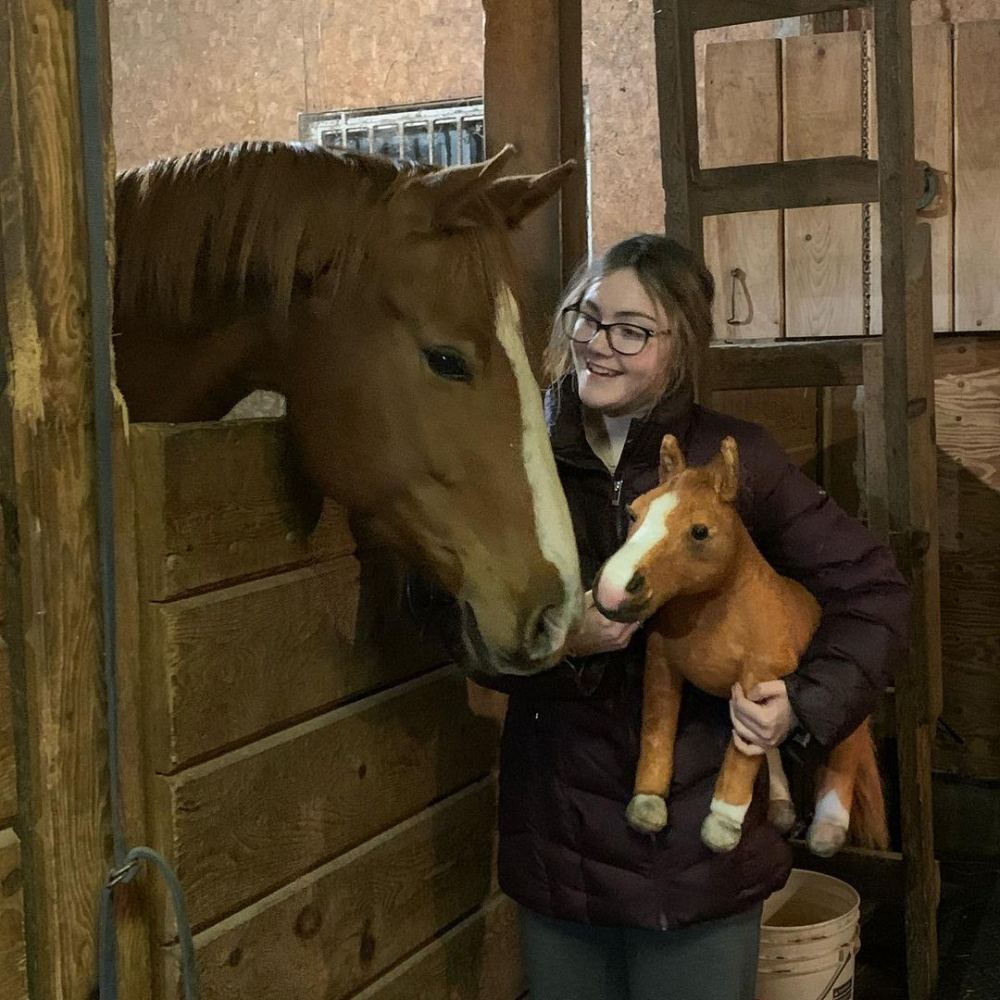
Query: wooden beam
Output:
[[691, 0, 869, 32], [0, 0, 113, 996], [790, 842, 905, 904], [707, 337, 864, 390], [0, 829, 27, 999], [698, 157, 879, 217], [483, 0, 586, 352]]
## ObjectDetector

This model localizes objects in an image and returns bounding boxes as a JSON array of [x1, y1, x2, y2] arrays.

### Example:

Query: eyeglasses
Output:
[[560, 303, 668, 356]]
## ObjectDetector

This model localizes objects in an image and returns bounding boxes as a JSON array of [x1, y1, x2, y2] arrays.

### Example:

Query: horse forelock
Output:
[[113, 141, 430, 335]]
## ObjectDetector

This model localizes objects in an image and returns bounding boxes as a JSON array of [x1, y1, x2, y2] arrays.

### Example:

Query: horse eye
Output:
[[423, 347, 472, 383], [691, 524, 710, 541], [626, 506, 638, 524]]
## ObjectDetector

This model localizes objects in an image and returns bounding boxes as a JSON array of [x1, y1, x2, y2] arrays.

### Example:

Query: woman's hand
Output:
[[730, 680, 798, 755], [564, 590, 641, 657]]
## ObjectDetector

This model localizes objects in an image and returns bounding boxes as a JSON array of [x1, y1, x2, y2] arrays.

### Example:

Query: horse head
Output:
[[593, 434, 743, 622], [281, 146, 583, 673]]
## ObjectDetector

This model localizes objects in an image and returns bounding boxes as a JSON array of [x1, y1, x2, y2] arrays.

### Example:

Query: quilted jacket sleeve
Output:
[[745, 426, 910, 762]]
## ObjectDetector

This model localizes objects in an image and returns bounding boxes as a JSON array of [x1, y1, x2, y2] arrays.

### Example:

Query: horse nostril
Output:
[[625, 572, 645, 595], [525, 604, 566, 660]]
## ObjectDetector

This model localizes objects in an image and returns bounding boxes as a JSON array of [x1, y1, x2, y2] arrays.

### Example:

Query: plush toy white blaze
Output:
[[594, 491, 679, 613]]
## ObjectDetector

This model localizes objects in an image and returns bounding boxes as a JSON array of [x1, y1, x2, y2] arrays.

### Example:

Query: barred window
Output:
[[298, 97, 485, 167]]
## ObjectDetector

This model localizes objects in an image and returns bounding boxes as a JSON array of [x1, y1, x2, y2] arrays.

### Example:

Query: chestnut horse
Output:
[[113, 140, 582, 674], [592, 434, 887, 857]]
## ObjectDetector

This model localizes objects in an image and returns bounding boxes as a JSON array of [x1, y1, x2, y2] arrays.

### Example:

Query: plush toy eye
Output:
[[626, 506, 638, 524], [691, 524, 710, 541], [423, 347, 472, 382]]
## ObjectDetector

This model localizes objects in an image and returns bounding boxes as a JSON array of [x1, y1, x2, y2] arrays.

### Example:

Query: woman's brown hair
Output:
[[543, 234, 716, 395]]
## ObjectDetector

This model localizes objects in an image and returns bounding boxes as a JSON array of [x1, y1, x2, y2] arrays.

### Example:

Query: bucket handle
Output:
[[813, 934, 860, 1000]]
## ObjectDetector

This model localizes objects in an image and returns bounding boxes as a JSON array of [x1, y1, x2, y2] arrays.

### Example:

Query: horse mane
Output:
[[113, 141, 433, 335]]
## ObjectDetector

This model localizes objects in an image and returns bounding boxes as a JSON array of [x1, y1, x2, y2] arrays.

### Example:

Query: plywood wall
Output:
[[110, 0, 483, 169], [120, 421, 514, 1000]]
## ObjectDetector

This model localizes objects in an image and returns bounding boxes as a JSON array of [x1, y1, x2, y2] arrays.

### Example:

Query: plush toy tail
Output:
[[847, 719, 890, 851]]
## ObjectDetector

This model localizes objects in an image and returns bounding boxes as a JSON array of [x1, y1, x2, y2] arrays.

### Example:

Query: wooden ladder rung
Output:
[[696, 157, 879, 216], [691, 0, 870, 32]]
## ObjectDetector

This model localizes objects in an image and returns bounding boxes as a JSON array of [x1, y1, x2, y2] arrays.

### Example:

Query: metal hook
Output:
[[726, 268, 753, 327]]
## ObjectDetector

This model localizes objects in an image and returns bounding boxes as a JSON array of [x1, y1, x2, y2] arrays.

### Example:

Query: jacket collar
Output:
[[545, 372, 696, 473]]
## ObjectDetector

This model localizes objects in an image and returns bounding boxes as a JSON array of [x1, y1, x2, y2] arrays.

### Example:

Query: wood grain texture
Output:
[[870, 25, 955, 337], [954, 20, 1000, 332], [783, 32, 864, 338], [0, 641, 14, 826], [145, 558, 363, 772], [351, 893, 524, 1000], [0, 0, 114, 995], [933, 338, 1000, 778], [702, 39, 783, 341], [151, 667, 497, 935], [711, 388, 818, 474], [0, 829, 27, 1000], [707, 336, 864, 390], [129, 420, 354, 601], [484, 0, 578, 340], [165, 778, 498, 1000]]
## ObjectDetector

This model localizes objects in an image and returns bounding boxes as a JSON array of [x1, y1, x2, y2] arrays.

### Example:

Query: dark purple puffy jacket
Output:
[[470, 374, 910, 931]]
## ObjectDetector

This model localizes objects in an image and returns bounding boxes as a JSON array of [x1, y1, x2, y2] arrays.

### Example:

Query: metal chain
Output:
[[861, 25, 873, 337]]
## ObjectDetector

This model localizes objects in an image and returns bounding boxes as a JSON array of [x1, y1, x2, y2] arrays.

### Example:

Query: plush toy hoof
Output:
[[807, 818, 848, 858], [626, 794, 668, 834], [768, 798, 797, 835], [701, 812, 743, 853]]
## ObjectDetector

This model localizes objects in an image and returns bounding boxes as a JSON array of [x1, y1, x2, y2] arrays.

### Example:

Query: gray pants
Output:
[[517, 904, 762, 1000]]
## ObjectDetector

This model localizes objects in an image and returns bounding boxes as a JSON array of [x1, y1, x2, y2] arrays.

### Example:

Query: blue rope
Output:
[[72, 3, 200, 998]]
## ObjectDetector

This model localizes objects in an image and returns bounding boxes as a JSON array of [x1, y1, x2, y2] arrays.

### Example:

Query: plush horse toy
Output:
[[592, 434, 888, 858]]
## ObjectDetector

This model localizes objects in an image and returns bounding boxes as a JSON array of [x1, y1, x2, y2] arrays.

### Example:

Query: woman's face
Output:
[[570, 267, 676, 417]]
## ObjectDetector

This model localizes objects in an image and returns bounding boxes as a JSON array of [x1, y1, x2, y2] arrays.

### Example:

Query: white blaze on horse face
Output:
[[492, 284, 582, 652], [599, 491, 679, 610]]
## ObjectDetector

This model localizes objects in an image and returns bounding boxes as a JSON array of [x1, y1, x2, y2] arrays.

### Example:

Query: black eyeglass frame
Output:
[[560, 302, 669, 356]]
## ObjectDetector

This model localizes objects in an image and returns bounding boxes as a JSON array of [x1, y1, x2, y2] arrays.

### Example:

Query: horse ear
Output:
[[712, 436, 740, 503], [484, 160, 576, 229], [659, 434, 686, 482], [407, 144, 519, 230]]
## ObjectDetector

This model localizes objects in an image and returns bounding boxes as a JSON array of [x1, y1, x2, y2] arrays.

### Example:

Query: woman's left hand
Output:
[[729, 680, 798, 755]]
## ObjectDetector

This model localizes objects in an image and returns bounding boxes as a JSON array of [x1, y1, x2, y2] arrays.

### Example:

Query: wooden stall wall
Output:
[[700, 22, 1000, 838], [0, 522, 26, 1000], [118, 420, 519, 1000]]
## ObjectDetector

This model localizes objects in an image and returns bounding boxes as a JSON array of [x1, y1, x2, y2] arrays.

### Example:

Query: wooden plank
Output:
[[955, 21, 1000, 332], [783, 32, 864, 338], [702, 39, 783, 341], [0, 829, 27, 1000], [692, 0, 869, 32], [712, 388, 819, 474], [351, 893, 524, 1000], [791, 842, 905, 903], [699, 157, 879, 217], [483, 0, 586, 342], [151, 667, 497, 934], [0, 641, 14, 826], [820, 384, 864, 519], [870, 24, 955, 337], [165, 778, 499, 1000], [146, 558, 363, 772], [0, 0, 113, 994], [933, 338, 1000, 780], [707, 337, 865, 390], [129, 421, 354, 601]]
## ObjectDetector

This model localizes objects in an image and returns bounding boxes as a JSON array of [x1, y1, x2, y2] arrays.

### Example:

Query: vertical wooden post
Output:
[[0, 0, 123, 996], [653, 0, 706, 400], [483, 0, 587, 352], [872, 0, 942, 996]]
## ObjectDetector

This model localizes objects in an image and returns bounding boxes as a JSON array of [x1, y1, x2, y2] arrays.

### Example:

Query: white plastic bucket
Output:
[[756, 869, 861, 1000]]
